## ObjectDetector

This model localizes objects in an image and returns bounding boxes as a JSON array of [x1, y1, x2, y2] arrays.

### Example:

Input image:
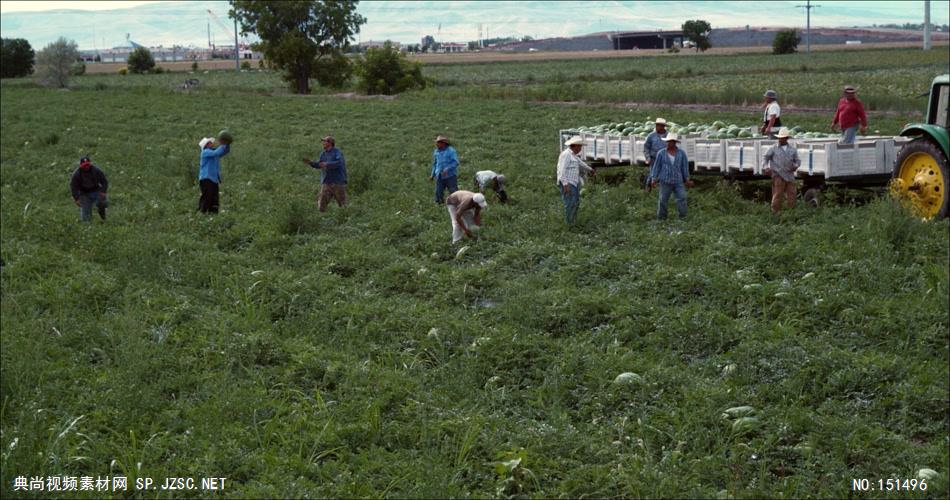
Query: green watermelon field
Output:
[[1, 47, 948, 498]]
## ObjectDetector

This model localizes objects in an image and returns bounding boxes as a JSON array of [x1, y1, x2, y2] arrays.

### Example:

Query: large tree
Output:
[[681, 20, 712, 52], [36, 37, 79, 88], [229, 0, 365, 94], [1, 38, 35, 78]]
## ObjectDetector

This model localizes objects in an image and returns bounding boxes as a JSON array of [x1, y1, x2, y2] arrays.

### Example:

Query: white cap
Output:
[[564, 135, 583, 146], [473, 193, 487, 208], [199, 137, 214, 149], [662, 132, 680, 142], [655, 118, 667, 125], [775, 127, 791, 138]]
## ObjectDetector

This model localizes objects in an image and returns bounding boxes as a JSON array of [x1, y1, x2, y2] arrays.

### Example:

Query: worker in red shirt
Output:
[[831, 85, 868, 144]]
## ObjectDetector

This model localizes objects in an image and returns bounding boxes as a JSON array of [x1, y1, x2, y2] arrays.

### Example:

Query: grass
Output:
[[1, 47, 948, 498]]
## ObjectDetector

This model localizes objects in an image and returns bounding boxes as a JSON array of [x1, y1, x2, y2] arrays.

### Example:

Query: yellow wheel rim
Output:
[[892, 152, 945, 219]]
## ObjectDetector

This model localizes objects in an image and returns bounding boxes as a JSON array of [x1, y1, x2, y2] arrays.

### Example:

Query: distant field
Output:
[[1, 45, 947, 498]]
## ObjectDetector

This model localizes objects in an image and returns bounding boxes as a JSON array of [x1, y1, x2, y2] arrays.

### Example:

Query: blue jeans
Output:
[[657, 182, 687, 220], [559, 182, 580, 224], [79, 192, 108, 221], [840, 125, 858, 144], [434, 174, 458, 204]]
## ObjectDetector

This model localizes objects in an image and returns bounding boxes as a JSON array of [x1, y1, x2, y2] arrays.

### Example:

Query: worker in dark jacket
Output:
[[69, 155, 109, 222]]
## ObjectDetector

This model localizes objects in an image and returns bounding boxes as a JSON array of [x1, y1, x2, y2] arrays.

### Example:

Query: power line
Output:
[[795, 0, 820, 54]]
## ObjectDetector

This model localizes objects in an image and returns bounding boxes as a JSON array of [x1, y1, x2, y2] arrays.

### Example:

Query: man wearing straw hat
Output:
[[197, 136, 231, 213], [557, 135, 595, 225], [760, 90, 782, 138], [761, 127, 801, 214], [649, 132, 693, 220], [643, 117, 669, 168], [429, 135, 459, 204], [831, 85, 868, 144]]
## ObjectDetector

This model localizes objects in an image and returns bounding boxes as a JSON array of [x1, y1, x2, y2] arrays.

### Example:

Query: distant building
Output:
[[608, 30, 685, 50], [440, 42, 467, 53]]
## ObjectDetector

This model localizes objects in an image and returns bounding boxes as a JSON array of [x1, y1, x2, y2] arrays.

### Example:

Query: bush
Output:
[[1, 38, 35, 78], [313, 52, 353, 88], [69, 61, 86, 76], [667, 46, 680, 53], [241, 60, 251, 70], [355, 42, 425, 95], [152, 66, 165, 74], [118, 68, 128, 75], [191, 60, 199, 72], [35, 37, 79, 88], [773, 29, 801, 55], [127, 47, 155, 74]]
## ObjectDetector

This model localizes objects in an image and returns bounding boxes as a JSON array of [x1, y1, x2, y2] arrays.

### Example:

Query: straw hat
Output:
[[775, 127, 792, 138], [655, 117, 667, 125], [662, 132, 680, 142], [435, 135, 450, 144], [763, 90, 778, 99], [564, 135, 584, 146]]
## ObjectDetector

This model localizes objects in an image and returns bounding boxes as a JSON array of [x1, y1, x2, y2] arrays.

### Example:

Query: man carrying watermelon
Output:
[[197, 132, 231, 213], [430, 135, 459, 204], [69, 155, 109, 222], [302, 136, 348, 211]]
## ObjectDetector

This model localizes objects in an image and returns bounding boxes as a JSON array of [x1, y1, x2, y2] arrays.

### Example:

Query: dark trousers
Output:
[[434, 175, 458, 204], [198, 179, 219, 213]]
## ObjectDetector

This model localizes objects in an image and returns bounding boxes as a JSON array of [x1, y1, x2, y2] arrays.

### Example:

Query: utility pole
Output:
[[234, 17, 240, 71], [924, 0, 931, 50], [795, 0, 820, 54]]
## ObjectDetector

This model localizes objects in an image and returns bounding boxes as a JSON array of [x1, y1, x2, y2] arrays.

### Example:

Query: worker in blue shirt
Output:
[[649, 133, 694, 220], [429, 135, 459, 204], [643, 117, 669, 167], [197, 136, 230, 213], [303, 136, 348, 211]]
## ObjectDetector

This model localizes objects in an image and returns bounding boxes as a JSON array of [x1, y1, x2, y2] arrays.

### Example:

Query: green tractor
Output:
[[891, 74, 949, 219]]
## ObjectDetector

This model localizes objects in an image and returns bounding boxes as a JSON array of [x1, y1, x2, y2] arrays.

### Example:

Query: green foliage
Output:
[[313, 51, 353, 88], [117, 67, 128, 75], [191, 60, 199, 72], [69, 61, 85, 76], [682, 19, 712, 52], [241, 60, 251, 70], [773, 29, 801, 55], [356, 41, 425, 95], [229, 0, 366, 94], [35, 36, 79, 88], [0, 37, 34, 78], [127, 47, 156, 74]]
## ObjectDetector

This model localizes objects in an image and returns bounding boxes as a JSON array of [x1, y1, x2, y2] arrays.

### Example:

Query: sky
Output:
[[1, 0, 946, 49]]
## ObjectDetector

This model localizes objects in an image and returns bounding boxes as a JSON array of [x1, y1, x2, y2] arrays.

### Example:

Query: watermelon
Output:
[[218, 129, 234, 145]]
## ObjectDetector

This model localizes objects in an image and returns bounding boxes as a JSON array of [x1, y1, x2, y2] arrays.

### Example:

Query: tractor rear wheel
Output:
[[890, 138, 949, 219]]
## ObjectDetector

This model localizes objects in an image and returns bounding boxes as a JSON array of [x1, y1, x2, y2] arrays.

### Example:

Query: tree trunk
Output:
[[295, 66, 309, 94]]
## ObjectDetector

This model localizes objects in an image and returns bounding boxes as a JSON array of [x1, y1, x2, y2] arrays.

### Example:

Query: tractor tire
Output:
[[890, 138, 949, 219]]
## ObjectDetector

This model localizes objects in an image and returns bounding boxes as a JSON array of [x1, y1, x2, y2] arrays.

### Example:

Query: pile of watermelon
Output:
[[572, 120, 834, 139]]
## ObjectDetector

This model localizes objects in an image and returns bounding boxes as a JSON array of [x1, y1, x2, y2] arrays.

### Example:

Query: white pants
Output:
[[448, 205, 477, 243]]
